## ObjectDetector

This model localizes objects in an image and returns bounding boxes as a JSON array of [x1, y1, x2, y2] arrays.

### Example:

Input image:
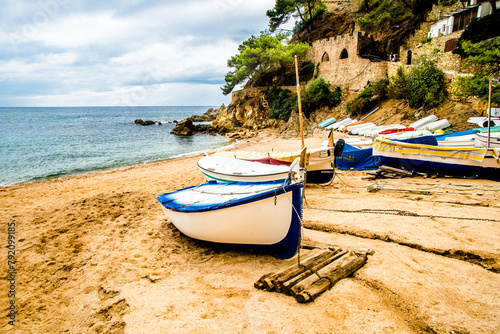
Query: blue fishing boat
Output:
[[156, 180, 303, 259]]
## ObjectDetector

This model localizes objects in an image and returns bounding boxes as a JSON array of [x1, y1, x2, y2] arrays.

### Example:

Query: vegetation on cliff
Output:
[[389, 55, 447, 109], [267, 77, 341, 121], [267, 0, 326, 34], [221, 33, 309, 95], [347, 78, 389, 116], [451, 11, 500, 104], [212, 0, 499, 137]]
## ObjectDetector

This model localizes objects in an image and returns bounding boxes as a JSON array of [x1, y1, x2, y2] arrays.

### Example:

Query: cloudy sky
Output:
[[0, 0, 283, 107]]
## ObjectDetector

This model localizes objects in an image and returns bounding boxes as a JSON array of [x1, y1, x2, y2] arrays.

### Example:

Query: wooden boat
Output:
[[156, 180, 303, 259], [475, 132, 500, 148], [372, 137, 500, 180], [211, 144, 341, 185], [197, 156, 300, 183]]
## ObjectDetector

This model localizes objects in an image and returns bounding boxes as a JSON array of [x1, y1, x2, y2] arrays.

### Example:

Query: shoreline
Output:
[[0, 135, 238, 190], [1, 132, 499, 333]]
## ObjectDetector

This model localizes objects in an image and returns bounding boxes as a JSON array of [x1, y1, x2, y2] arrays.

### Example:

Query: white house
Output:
[[428, 0, 498, 38]]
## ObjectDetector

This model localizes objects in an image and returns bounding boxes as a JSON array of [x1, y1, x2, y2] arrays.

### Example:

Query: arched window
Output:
[[321, 52, 330, 62], [407, 50, 412, 65], [340, 48, 348, 59]]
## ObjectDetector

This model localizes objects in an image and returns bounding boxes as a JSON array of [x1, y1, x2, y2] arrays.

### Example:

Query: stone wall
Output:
[[306, 30, 388, 91], [397, 3, 465, 75]]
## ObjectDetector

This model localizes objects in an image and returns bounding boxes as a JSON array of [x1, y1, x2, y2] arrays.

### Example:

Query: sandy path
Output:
[[1, 134, 499, 333]]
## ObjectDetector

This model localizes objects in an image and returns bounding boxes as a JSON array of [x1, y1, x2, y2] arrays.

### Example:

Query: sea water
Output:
[[0, 106, 229, 187]]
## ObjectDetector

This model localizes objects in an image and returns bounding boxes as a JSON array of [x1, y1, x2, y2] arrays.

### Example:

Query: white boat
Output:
[[417, 119, 450, 132], [211, 145, 340, 184], [197, 156, 300, 183], [336, 119, 358, 131], [378, 130, 432, 140], [360, 124, 404, 137], [329, 118, 352, 130], [438, 134, 476, 148], [372, 137, 500, 180], [156, 180, 303, 259], [410, 115, 438, 129], [468, 116, 500, 127], [349, 123, 376, 135], [318, 117, 337, 129], [475, 132, 500, 148]]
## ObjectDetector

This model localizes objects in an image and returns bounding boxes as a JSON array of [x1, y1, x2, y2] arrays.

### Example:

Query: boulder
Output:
[[190, 105, 225, 122], [170, 118, 195, 136], [134, 119, 157, 126]]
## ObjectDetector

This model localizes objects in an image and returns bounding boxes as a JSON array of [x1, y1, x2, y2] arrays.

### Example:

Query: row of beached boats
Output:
[[327, 114, 500, 180], [156, 59, 498, 260], [156, 113, 499, 260]]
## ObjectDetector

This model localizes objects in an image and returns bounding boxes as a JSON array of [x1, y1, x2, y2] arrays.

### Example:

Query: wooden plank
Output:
[[280, 249, 348, 295], [295, 254, 367, 303], [290, 251, 357, 296], [257, 248, 328, 291], [378, 165, 413, 176]]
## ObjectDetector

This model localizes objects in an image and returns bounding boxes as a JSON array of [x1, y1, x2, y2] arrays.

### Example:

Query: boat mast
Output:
[[487, 77, 492, 149], [294, 55, 305, 150]]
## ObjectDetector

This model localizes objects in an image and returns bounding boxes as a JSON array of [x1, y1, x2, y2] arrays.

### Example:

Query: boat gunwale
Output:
[[157, 181, 302, 213], [197, 161, 291, 179]]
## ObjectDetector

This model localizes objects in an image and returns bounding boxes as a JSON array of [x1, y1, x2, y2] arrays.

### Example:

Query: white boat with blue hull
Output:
[[373, 137, 500, 181], [156, 180, 303, 259], [197, 156, 299, 183]]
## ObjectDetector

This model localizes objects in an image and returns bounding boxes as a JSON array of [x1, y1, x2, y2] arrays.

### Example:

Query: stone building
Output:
[[305, 29, 387, 91]]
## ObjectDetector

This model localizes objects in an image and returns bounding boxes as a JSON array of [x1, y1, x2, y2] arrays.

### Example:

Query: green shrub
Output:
[[266, 86, 296, 121], [372, 78, 389, 99], [454, 12, 500, 57], [283, 60, 316, 85], [300, 60, 315, 82], [355, 0, 413, 31], [451, 73, 500, 104], [420, 37, 432, 44], [388, 58, 447, 109], [346, 78, 389, 116], [302, 78, 341, 116], [346, 87, 373, 116], [406, 57, 447, 108], [388, 65, 408, 99]]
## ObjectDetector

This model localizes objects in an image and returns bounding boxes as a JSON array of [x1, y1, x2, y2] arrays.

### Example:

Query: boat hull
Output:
[[197, 156, 292, 183], [305, 147, 335, 184], [156, 181, 303, 258], [211, 147, 335, 185], [373, 138, 500, 180], [318, 117, 336, 129], [475, 133, 500, 148]]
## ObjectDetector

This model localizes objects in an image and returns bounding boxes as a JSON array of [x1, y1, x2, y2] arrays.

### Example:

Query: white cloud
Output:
[[0, 0, 277, 106]]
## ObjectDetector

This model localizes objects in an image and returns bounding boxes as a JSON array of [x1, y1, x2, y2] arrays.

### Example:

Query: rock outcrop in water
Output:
[[170, 118, 196, 136], [134, 119, 162, 126], [170, 105, 227, 136]]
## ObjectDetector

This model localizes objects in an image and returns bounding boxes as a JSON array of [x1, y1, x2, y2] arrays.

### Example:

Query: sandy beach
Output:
[[1, 131, 499, 334]]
